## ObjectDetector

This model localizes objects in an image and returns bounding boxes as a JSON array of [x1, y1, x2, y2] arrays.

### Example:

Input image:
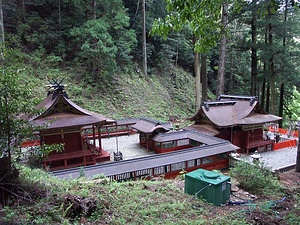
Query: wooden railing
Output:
[[268, 127, 298, 138], [273, 139, 297, 150]]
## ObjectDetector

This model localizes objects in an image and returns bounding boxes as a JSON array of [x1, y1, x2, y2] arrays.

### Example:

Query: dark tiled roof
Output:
[[184, 124, 220, 136], [152, 130, 223, 145], [52, 140, 239, 179], [132, 117, 172, 133], [190, 95, 281, 128], [30, 94, 114, 130], [115, 118, 140, 126]]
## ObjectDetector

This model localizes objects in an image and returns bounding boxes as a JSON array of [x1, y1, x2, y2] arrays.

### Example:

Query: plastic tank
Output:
[[184, 169, 230, 206]]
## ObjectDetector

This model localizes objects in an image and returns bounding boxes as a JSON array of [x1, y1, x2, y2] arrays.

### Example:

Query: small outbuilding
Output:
[[132, 117, 173, 150]]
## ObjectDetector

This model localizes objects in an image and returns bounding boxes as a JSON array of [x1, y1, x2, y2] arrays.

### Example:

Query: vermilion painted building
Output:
[[29, 83, 114, 170], [132, 117, 173, 150], [186, 95, 282, 154], [132, 118, 238, 171]]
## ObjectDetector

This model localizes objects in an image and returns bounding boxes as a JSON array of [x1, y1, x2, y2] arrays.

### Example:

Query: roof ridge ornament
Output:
[[218, 95, 258, 106], [202, 100, 236, 111], [46, 78, 68, 100]]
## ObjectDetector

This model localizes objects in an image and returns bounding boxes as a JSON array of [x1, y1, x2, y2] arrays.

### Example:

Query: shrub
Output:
[[229, 161, 282, 196]]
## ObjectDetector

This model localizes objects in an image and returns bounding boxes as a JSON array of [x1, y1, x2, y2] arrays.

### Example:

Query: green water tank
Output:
[[184, 169, 231, 206]]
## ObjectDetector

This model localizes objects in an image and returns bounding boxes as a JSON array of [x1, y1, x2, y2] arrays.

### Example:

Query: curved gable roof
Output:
[[31, 94, 114, 130], [34, 94, 91, 120], [152, 130, 223, 145], [132, 117, 172, 134], [190, 95, 281, 128]]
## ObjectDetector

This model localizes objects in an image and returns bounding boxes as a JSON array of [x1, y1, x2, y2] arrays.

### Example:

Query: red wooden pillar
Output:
[[247, 131, 250, 154], [92, 125, 96, 145], [146, 134, 149, 150], [80, 128, 84, 151], [98, 125, 102, 154]]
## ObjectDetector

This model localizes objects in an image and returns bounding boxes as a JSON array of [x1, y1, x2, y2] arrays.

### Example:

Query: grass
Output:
[[3, 165, 300, 225], [28, 63, 196, 123], [1, 166, 213, 224]]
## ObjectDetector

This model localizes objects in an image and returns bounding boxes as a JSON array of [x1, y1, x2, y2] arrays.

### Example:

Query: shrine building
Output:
[[186, 95, 282, 154], [28, 81, 114, 170]]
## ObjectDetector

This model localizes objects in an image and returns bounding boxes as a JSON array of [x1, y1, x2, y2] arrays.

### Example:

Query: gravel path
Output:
[[99, 134, 298, 171], [100, 134, 155, 161], [240, 146, 297, 171]]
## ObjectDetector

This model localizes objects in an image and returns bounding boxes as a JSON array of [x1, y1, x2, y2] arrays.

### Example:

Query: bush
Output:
[[229, 161, 282, 196]]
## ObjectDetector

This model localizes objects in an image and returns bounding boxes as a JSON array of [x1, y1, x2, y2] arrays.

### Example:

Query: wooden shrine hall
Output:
[[131, 117, 173, 150], [186, 95, 282, 154], [131, 118, 238, 172], [28, 81, 115, 170]]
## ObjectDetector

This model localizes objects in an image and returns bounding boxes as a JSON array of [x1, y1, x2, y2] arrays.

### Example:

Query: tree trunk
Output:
[[85, 0, 89, 21], [251, 0, 257, 96], [283, 0, 288, 47], [216, 2, 228, 97], [0, 157, 10, 206], [22, 0, 26, 21], [193, 35, 202, 111], [58, 0, 62, 30], [92, 0, 96, 19], [201, 53, 207, 101], [142, 0, 147, 76], [266, 84, 270, 113], [278, 0, 288, 128], [278, 83, 284, 128], [296, 125, 300, 172], [262, 15, 268, 109], [0, 0, 4, 49], [261, 78, 266, 109], [268, 6, 276, 114]]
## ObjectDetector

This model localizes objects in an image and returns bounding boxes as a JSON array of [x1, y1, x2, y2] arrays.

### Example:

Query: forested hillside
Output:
[[1, 0, 300, 122], [1, 0, 300, 124]]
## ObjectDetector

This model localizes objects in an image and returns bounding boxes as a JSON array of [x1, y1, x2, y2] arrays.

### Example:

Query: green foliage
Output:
[[5, 166, 209, 224], [0, 49, 37, 159], [66, 0, 137, 79], [284, 86, 300, 123], [27, 143, 65, 168], [69, 19, 117, 72], [151, 0, 224, 53], [283, 194, 300, 224], [230, 161, 282, 196]]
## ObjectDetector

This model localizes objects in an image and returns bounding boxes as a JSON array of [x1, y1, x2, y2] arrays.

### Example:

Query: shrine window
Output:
[[154, 166, 164, 175], [140, 134, 146, 141], [171, 162, 186, 171], [203, 157, 214, 164], [195, 158, 201, 166], [155, 142, 161, 148], [187, 160, 195, 168], [216, 153, 228, 160], [162, 141, 176, 149], [177, 139, 189, 146]]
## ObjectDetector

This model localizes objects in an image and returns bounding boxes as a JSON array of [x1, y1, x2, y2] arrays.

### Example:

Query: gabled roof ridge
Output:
[[156, 129, 190, 137], [140, 117, 171, 125], [218, 94, 258, 103], [33, 94, 91, 120], [202, 100, 236, 111], [64, 96, 92, 116], [156, 129, 229, 142]]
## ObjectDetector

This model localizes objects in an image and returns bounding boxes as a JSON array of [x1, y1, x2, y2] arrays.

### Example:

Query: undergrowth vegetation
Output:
[[1, 165, 299, 225], [230, 161, 283, 196], [0, 166, 248, 225], [24, 58, 196, 122]]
